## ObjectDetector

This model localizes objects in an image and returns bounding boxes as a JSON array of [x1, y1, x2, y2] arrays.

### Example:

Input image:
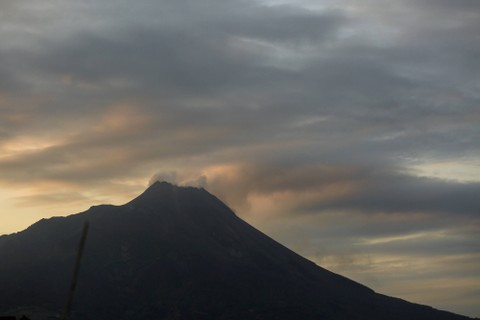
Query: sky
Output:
[[0, 0, 479, 317]]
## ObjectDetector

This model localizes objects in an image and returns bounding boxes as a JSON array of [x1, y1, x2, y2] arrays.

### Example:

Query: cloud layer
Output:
[[0, 0, 479, 317]]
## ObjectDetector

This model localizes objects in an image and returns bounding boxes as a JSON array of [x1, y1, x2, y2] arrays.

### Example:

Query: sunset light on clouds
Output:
[[0, 0, 479, 317]]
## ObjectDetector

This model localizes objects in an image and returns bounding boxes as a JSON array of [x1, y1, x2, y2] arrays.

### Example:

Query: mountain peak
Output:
[[146, 180, 177, 192], [127, 180, 211, 209], [126, 181, 173, 205], [144, 180, 205, 193]]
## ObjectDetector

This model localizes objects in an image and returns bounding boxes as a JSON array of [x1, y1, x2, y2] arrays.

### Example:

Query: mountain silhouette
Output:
[[0, 181, 474, 319]]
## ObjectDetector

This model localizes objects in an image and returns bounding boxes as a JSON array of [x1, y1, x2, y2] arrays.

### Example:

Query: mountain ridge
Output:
[[0, 181, 474, 319]]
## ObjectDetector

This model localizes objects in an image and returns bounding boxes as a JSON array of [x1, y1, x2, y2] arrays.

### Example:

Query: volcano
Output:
[[0, 181, 474, 319]]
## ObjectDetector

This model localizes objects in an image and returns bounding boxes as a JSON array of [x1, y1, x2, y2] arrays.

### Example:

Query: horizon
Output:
[[0, 0, 479, 317]]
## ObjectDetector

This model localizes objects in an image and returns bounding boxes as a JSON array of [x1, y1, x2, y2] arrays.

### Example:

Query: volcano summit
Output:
[[0, 182, 474, 319]]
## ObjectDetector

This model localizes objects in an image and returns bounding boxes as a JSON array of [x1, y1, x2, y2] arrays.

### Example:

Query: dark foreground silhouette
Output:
[[0, 182, 475, 319]]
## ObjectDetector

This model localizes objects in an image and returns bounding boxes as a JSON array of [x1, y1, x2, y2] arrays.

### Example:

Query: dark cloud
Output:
[[1, 0, 478, 222], [305, 172, 480, 216], [195, 162, 480, 217], [1, 0, 477, 165], [209, 5, 347, 43]]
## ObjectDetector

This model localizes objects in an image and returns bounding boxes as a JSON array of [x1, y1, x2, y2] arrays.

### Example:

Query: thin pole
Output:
[[62, 220, 89, 320]]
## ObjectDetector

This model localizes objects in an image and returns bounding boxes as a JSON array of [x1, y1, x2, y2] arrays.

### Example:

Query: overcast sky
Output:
[[0, 0, 479, 317]]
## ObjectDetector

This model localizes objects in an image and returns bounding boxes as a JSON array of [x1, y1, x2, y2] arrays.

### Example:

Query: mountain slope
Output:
[[0, 182, 474, 319]]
